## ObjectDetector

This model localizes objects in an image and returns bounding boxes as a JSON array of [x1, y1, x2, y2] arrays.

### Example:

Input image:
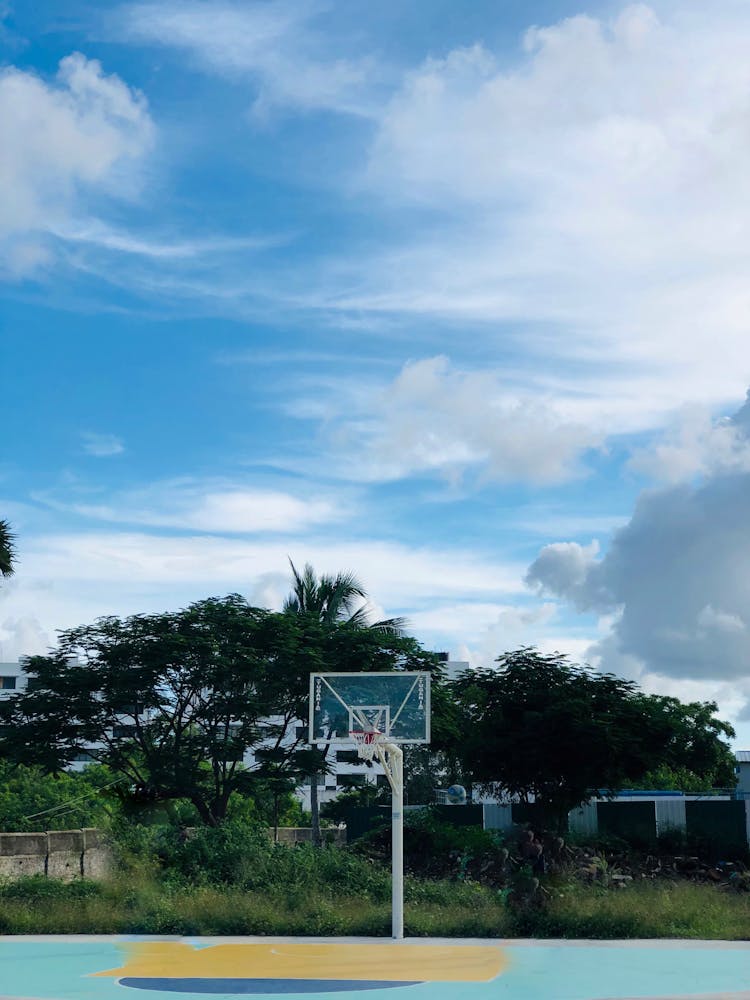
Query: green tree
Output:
[[0, 596, 318, 826], [0, 519, 16, 579], [451, 648, 736, 831], [620, 696, 736, 791], [0, 593, 444, 829], [283, 560, 406, 843]]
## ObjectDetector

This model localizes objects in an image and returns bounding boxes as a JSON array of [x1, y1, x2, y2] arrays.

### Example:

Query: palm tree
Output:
[[284, 560, 406, 842], [0, 520, 15, 580], [284, 560, 406, 634]]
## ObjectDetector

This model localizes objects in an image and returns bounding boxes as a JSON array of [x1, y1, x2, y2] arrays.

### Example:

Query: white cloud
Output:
[[0, 53, 154, 273], [301, 355, 605, 485], [408, 601, 557, 640], [38, 479, 342, 535], [629, 393, 750, 482], [17, 532, 524, 599], [81, 432, 125, 457], [118, 0, 376, 118], [0, 615, 50, 661], [55, 220, 286, 259], [0, 530, 527, 664], [298, 3, 750, 428]]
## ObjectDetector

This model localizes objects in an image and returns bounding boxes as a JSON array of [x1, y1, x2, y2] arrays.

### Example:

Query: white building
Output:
[[0, 661, 26, 698], [735, 751, 750, 797]]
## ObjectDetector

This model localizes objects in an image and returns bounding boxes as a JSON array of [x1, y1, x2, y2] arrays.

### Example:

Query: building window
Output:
[[0, 677, 17, 690], [376, 774, 391, 789], [295, 725, 308, 741], [336, 749, 359, 764], [73, 751, 95, 763], [112, 724, 136, 739], [116, 703, 143, 717], [338, 774, 366, 789]]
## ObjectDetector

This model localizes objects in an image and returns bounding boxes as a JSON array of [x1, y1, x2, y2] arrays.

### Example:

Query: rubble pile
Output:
[[559, 844, 750, 892]]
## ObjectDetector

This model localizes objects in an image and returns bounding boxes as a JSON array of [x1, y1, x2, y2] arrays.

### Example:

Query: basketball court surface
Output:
[[1, 936, 749, 1000]]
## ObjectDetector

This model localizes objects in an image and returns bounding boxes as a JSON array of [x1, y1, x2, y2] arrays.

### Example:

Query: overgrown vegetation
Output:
[[0, 816, 748, 938]]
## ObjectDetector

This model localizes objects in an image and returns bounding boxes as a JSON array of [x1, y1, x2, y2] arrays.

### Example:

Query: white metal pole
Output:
[[386, 743, 404, 940]]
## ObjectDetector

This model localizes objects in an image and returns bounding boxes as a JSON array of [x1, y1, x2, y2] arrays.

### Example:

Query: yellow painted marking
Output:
[[94, 941, 506, 983]]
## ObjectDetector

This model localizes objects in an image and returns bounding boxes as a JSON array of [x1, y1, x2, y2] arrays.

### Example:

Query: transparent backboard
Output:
[[309, 672, 430, 746]]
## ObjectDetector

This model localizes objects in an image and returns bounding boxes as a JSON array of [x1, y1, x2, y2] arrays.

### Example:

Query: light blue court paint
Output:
[[0, 937, 749, 1000]]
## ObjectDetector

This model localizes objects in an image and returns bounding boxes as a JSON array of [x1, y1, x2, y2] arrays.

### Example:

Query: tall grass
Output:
[[527, 881, 750, 940], [0, 870, 748, 938]]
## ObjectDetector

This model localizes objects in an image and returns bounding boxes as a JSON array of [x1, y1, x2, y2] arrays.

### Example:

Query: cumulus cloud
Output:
[[314, 356, 605, 485], [118, 0, 376, 118], [81, 432, 125, 457], [525, 540, 605, 611], [299, 4, 750, 428], [0, 53, 154, 273], [526, 392, 750, 682]]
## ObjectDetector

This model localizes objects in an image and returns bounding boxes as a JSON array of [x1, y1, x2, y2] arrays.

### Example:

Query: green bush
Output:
[[111, 819, 393, 901], [353, 807, 506, 881]]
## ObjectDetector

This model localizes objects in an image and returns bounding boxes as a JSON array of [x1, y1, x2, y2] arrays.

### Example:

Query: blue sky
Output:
[[3, 0, 750, 747]]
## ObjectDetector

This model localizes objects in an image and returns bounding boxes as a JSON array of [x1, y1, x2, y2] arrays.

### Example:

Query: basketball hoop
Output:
[[350, 729, 381, 761]]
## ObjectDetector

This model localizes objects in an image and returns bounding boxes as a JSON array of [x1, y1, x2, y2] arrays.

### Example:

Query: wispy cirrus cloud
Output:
[[81, 432, 125, 457], [35, 478, 345, 535], [75, 492, 336, 533], [52, 221, 288, 260], [117, 0, 379, 118]]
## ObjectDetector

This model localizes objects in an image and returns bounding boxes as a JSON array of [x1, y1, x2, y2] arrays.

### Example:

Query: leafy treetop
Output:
[[451, 647, 736, 830]]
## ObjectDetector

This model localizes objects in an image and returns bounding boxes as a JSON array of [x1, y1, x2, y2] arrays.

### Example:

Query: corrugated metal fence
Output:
[[482, 797, 750, 853]]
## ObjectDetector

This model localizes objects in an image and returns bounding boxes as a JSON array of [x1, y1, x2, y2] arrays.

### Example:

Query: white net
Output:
[[350, 729, 381, 762]]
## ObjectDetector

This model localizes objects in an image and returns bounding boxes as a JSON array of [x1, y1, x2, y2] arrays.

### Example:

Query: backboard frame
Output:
[[309, 671, 431, 748]]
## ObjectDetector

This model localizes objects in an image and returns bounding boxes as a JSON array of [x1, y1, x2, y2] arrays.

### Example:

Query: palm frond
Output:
[[369, 616, 409, 637], [283, 560, 405, 634], [0, 520, 16, 579]]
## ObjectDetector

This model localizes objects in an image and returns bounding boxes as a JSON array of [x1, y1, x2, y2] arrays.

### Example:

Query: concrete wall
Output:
[[0, 827, 345, 881], [272, 827, 346, 847], [0, 829, 112, 881]]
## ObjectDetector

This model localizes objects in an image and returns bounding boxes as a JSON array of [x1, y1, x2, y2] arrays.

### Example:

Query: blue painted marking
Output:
[[119, 978, 420, 994]]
